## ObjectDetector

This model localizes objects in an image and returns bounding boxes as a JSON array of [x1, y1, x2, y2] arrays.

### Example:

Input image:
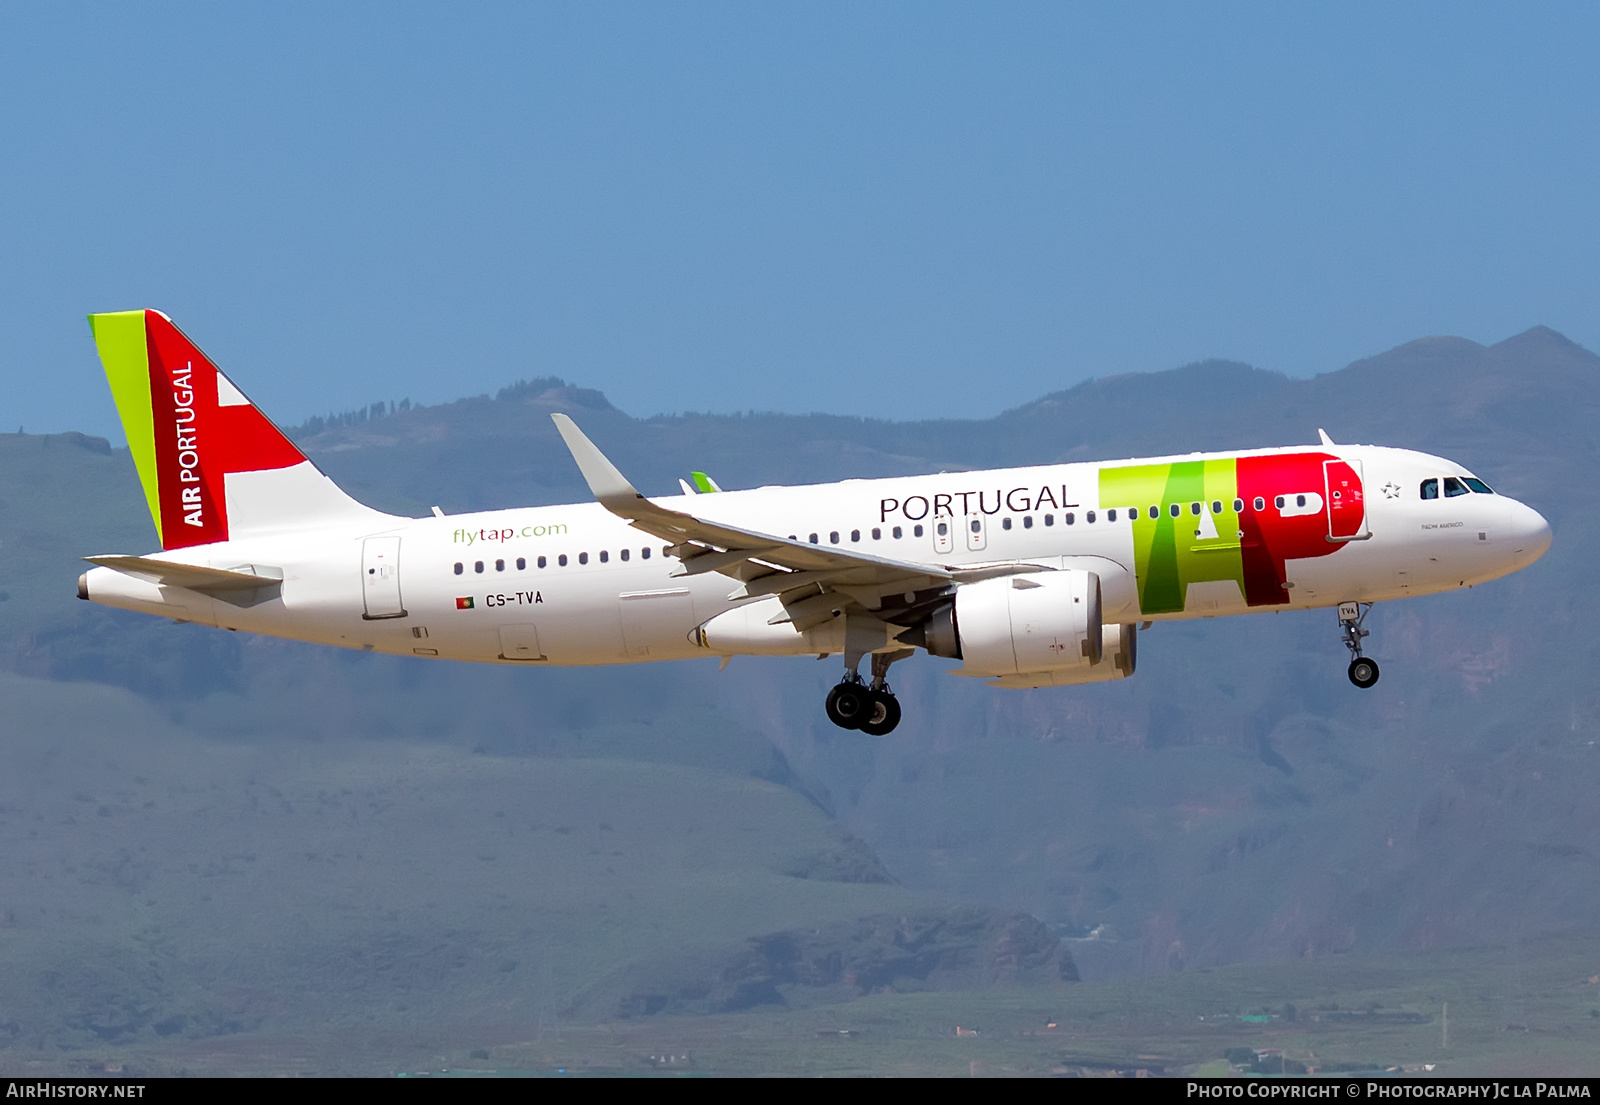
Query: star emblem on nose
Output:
[[1381, 482, 1401, 499]]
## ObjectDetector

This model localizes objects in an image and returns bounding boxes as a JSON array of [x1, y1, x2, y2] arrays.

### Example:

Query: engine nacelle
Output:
[[984, 621, 1137, 689], [952, 570, 1103, 677]]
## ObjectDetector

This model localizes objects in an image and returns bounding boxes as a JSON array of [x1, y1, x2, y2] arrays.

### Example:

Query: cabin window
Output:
[[809, 533, 819, 544], [1002, 517, 1012, 530], [830, 531, 840, 544], [1086, 511, 1096, 524], [537, 556, 547, 569], [1274, 495, 1285, 509], [1253, 497, 1265, 511], [872, 528, 881, 539], [1463, 477, 1494, 494], [495, 559, 505, 572], [620, 548, 630, 562], [970, 519, 981, 533], [1212, 500, 1223, 514], [578, 552, 589, 565], [913, 524, 924, 537], [516, 557, 526, 570], [453, 562, 463, 575], [558, 554, 568, 567], [1190, 502, 1201, 515], [1064, 513, 1074, 525], [1023, 515, 1033, 529], [1108, 509, 1118, 522], [599, 550, 609, 563], [892, 526, 903, 538], [641, 547, 651, 559], [1169, 503, 1181, 518], [1128, 507, 1138, 520], [850, 529, 860, 542], [1233, 498, 1244, 512], [1296, 494, 1307, 507], [1443, 477, 1469, 498], [474, 561, 484, 574]]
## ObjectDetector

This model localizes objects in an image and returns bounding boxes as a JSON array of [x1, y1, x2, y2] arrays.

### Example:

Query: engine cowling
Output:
[[915, 570, 1137, 688], [952, 570, 1102, 676], [984, 621, 1137, 688]]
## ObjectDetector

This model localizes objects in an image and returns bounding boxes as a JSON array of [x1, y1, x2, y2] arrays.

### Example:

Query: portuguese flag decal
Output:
[[456, 596, 475, 610]]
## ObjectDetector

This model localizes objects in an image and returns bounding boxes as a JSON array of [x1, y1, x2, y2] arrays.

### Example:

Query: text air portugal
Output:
[[144, 312, 302, 550]]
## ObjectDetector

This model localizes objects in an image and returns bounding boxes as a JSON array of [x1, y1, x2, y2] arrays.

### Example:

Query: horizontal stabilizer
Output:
[[84, 555, 284, 607]]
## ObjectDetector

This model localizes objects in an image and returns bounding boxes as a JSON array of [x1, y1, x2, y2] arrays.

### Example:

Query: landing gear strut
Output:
[[825, 650, 909, 735], [1339, 601, 1380, 689]]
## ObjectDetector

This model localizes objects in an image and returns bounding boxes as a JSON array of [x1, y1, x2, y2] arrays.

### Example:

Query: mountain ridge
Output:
[[1, 323, 1595, 992]]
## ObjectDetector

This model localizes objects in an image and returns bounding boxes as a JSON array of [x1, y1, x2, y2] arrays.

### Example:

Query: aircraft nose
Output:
[[1507, 499, 1552, 567]]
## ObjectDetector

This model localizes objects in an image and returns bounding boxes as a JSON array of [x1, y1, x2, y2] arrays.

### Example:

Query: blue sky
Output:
[[4, 3, 1598, 441]]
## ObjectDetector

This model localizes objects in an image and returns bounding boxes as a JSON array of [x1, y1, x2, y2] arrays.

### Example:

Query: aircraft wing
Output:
[[553, 414, 969, 630]]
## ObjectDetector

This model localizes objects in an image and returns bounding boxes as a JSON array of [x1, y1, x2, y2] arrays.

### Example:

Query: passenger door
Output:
[[1324, 459, 1370, 541], [361, 536, 407, 619]]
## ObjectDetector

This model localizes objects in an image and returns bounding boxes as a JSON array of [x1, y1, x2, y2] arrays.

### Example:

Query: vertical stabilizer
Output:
[[88, 310, 389, 549]]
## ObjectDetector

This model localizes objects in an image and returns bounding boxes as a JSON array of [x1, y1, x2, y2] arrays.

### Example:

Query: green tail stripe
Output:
[[690, 471, 719, 494], [87, 311, 162, 543]]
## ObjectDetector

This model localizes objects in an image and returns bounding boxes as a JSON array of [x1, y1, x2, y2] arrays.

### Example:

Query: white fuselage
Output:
[[81, 443, 1552, 668]]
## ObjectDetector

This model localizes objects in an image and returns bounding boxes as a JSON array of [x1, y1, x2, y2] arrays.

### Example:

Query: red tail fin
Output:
[[90, 310, 387, 549]]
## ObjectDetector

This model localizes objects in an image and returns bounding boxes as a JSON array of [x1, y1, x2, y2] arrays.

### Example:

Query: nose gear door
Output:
[[1324, 459, 1370, 541], [361, 536, 407, 619]]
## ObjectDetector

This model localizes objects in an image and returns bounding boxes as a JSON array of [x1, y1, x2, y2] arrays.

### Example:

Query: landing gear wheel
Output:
[[1337, 602, 1379, 690], [825, 681, 872, 729], [858, 690, 902, 737], [1347, 657, 1380, 689]]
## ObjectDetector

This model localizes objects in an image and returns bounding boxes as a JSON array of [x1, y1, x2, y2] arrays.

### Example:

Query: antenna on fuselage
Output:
[[1318, 428, 1337, 447]]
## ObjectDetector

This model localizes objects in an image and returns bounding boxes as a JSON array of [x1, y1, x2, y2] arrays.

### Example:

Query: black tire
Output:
[[859, 691, 902, 737], [1348, 657, 1380, 689], [825, 682, 871, 729]]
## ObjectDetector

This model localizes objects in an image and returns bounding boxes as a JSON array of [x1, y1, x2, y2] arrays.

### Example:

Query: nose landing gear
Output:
[[1338, 601, 1380, 688], [825, 649, 910, 735]]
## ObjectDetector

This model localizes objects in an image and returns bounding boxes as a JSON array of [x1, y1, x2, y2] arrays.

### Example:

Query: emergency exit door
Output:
[[361, 536, 407, 619]]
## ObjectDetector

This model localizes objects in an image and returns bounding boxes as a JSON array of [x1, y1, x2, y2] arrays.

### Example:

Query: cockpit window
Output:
[[1463, 477, 1494, 494], [1420, 479, 1439, 500], [1443, 477, 1469, 498]]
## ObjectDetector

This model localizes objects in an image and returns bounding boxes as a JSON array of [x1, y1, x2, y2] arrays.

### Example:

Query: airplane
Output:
[[77, 310, 1552, 735]]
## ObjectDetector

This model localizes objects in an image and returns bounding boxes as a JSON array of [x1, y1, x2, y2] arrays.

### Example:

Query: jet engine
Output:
[[907, 570, 1137, 688]]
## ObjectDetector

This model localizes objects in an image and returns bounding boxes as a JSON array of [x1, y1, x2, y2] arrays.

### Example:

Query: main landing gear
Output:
[[825, 651, 908, 736], [1339, 601, 1380, 689]]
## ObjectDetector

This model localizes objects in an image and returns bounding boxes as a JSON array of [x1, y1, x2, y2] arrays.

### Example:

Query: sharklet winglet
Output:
[[550, 413, 646, 513]]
